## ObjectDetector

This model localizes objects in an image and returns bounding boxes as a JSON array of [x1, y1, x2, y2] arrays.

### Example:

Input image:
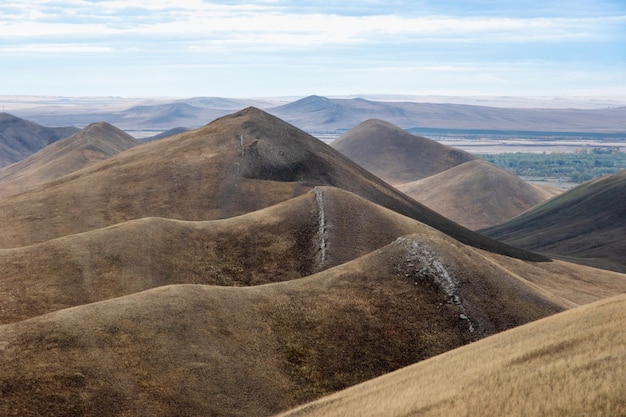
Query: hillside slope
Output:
[[0, 228, 576, 417], [331, 118, 476, 184], [0, 122, 140, 199], [0, 112, 78, 168], [397, 159, 551, 230], [276, 292, 626, 417], [482, 170, 626, 272]]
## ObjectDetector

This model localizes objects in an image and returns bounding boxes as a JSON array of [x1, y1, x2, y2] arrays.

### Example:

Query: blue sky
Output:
[[1, 0, 625, 98]]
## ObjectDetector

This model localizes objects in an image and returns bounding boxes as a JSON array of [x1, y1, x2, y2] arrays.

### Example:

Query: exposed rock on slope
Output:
[[275, 292, 626, 417]]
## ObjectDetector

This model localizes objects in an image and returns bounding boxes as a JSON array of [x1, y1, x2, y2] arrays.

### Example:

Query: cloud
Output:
[[2, 1, 624, 53], [1, 1, 624, 97]]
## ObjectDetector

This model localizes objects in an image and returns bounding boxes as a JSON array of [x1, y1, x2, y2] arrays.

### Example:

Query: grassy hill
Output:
[[0, 107, 543, 262], [275, 292, 626, 417], [397, 159, 553, 230], [0, 121, 140, 199], [0, 112, 78, 168], [1, 107, 624, 417], [331, 118, 476, 184], [482, 170, 626, 272], [0, 227, 602, 416]]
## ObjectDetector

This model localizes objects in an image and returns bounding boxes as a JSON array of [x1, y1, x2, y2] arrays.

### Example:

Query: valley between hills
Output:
[[0, 102, 625, 416]]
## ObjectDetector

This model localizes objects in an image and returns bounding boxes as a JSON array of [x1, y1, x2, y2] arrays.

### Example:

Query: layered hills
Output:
[[269, 95, 626, 132], [0, 122, 140, 199], [397, 160, 556, 230], [1, 108, 624, 417], [3, 226, 625, 416], [0, 112, 78, 168], [482, 170, 626, 273], [0, 107, 542, 262], [276, 292, 626, 417], [331, 118, 476, 184]]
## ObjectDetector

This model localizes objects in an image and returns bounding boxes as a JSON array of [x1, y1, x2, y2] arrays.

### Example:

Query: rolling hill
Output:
[[3, 184, 623, 326], [5, 225, 623, 416], [0, 121, 140, 199], [481, 170, 626, 273], [396, 159, 556, 230], [0, 107, 543, 263], [0, 112, 78, 168], [331, 118, 476, 184], [275, 292, 626, 417], [1, 107, 625, 417]]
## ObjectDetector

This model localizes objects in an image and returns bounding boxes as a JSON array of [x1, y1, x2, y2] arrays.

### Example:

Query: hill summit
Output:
[[331, 119, 476, 184], [0, 121, 140, 199]]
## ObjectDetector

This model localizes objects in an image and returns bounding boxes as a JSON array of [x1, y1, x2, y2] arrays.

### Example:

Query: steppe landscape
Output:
[[1, 98, 625, 416]]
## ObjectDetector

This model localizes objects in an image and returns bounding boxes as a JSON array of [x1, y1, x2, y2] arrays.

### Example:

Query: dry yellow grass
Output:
[[276, 293, 626, 417], [396, 160, 553, 230]]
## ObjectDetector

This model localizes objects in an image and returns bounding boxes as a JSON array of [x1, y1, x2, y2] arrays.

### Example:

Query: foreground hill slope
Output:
[[276, 292, 626, 417], [0, 122, 140, 199], [0, 112, 78, 168], [0, 107, 543, 262], [482, 170, 626, 272], [0, 227, 577, 417], [331, 119, 476, 184], [397, 159, 552, 230]]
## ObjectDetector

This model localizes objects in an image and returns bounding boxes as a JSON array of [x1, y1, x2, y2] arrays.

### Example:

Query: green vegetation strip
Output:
[[479, 148, 626, 183]]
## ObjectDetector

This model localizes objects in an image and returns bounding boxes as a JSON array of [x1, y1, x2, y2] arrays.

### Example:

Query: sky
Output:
[[1, 0, 625, 98]]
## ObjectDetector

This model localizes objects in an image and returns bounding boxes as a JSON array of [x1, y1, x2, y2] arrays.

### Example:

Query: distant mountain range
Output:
[[11, 95, 626, 133]]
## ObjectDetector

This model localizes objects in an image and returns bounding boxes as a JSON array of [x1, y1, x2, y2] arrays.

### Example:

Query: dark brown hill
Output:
[[0, 226, 584, 417], [397, 160, 552, 230], [482, 170, 626, 273], [0, 107, 543, 262], [0, 112, 78, 168], [331, 119, 476, 184], [0, 121, 140, 199]]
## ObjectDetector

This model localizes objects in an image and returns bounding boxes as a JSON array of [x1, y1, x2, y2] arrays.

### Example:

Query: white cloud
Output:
[[2, 1, 624, 53]]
